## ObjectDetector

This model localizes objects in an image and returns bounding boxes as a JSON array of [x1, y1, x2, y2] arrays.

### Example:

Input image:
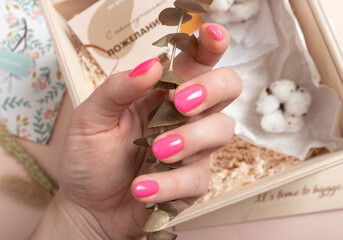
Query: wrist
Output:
[[30, 189, 110, 240]]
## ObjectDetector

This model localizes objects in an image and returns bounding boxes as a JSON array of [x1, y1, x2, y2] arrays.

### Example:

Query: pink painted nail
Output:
[[153, 135, 184, 159], [134, 181, 159, 198], [206, 25, 224, 41], [129, 57, 160, 78], [174, 85, 206, 112]]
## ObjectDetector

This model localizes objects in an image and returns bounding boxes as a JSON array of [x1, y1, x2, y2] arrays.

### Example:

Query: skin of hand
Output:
[[30, 23, 242, 240]]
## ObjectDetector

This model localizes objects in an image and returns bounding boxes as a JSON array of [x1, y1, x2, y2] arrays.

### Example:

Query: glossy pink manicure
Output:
[[129, 57, 160, 78], [206, 25, 224, 41], [134, 181, 159, 198], [174, 85, 206, 112], [153, 135, 184, 159]]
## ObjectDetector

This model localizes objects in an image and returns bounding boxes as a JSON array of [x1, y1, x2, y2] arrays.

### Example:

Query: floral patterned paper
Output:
[[0, 0, 66, 144]]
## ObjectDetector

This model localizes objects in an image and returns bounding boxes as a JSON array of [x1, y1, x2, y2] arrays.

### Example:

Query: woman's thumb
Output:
[[70, 58, 162, 134]]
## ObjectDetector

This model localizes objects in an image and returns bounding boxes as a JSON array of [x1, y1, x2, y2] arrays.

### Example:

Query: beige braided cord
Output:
[[0, 122, 59, 195]]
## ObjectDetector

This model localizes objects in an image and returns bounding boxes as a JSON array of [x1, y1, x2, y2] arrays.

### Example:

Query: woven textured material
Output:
[[198, 136, 324, 203], [0, 122, 58, 195]]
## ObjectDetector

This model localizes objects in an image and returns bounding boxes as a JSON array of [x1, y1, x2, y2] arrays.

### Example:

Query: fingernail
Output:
[[206, 25, 224, 41], [134, 181, 159, 198], [129, 57, 160, 78], [174, 85, 206, 112], [153, 135, 184, 159]]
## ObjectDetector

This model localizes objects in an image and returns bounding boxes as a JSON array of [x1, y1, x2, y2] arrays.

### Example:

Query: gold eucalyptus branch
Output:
[[133, 1, 213, 239]]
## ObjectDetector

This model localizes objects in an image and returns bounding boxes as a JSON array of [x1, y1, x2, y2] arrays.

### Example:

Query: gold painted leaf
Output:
[[143, 210, 170, 232], [197, 2, 212, 13], [134, 134, 159, 147], [174, 0, 210, 13], [161, 160, 183, 169], [158, 202, 179, 218], [147, 134, 159, 146], [148, 101, 188, 129], [159, 8, 192, 26], [160, 71, 184, 85], [154, 33, 198, 57], [147, 155, 158, 164], [133, 138, 149, 147], [147, 230, 177, 240], [149, 102, 163, 121], [195, 0, 213, 5], [149, 163, 170, 173], [153, 33, 176, 47], [153, 81, 177, 90], [170, 34, 198, 57]]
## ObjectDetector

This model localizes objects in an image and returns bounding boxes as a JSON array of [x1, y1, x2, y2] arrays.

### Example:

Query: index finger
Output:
[[173, 23, 230, 80]]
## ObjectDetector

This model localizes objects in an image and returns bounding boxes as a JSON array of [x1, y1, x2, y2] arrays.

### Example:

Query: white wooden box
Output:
[[40, 0, 343, 227]]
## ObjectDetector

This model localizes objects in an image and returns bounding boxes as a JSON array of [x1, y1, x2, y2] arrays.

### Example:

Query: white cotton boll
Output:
[[284, 88, 312, 116], [209, 11, 233, 25], [284, 114, 305, 133], [228, 0, 261, 22], [260, 110, 288, 133], [255, 91, 280, 115], [210, 0, 234, 13], [269, 80, 297, 102]]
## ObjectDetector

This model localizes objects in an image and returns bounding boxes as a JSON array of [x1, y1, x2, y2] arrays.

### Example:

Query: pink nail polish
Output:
[[153, 135, 184, 159], [206, 25, 224, 41], [174, 85, 206, 112], [129, 57, 160, 78], [134, 181, 159, 198]]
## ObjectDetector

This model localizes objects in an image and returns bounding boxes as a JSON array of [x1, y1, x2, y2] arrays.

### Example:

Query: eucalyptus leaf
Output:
[[148, 101, 188, 129], [161, 160, 183, 169], [153, 33, 176, 47], [195, 0, 213, 5], [149, 163, 171, 173], [197, 2, 212, 13], [174, 0, 210, 13], [147, 230, 177, 240], [147, 134, 159, 146], [158, 8, 192, 26], [154, 32, 199, 57], [160, 71, 184, 85], [147, 155, 158, 164], [143, 210, 170, 232], [145, 203, 156, 209], [133, 138, 150, 147], [134, 134, 159, 147], [170, 34, 198, 57], [158, 202, 179, 218], [149, 102, 163, 121], [153, 81, 178, 90]]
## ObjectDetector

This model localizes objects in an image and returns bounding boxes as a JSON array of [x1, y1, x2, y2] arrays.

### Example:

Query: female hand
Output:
[[31, 23, 242, 240]]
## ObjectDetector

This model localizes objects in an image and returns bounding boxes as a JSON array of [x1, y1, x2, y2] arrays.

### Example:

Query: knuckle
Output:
[[216, 113, 235, 143], [215, 67, 232, 87], [194, 165, 210, 197], [231, 69, 243, 98], [214, 67, 243, 100], [218, 112, 233, 127]]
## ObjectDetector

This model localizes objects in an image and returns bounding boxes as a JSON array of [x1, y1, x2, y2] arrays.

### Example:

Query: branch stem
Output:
[[168, 12, 184, 71]]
